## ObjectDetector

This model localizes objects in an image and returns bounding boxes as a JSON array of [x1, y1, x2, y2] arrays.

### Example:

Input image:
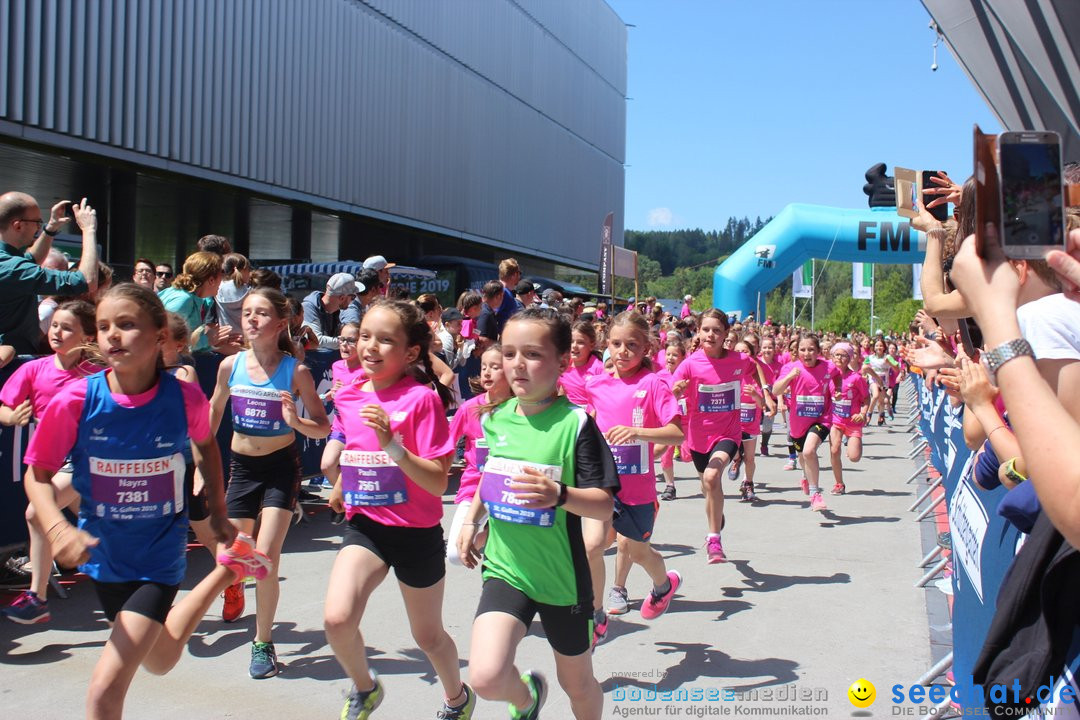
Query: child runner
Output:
[[728, 340, 766, 503], [447, 343, 511, 567], [208, 287, 331, 677], [758, 335, 784, 457], [319, 321, 365, 524], [827, 342, 870, 495], [22, 283, 270, 720], [0, 300, 100, 624], [585, 312, 684, 631], [457, 307, 619, 720], [864, 339, 899, 425], [323, 299, 474, 720], [656, 339, 688, 501], [771, 333, 841, 512], [671, 309, 773, 563], [559, 320, 604, 407]]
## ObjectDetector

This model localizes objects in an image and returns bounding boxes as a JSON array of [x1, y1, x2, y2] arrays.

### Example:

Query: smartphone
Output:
[[922, 171, 950, 222], [895, 167, 919, 218], [973, 125, 1000, 258], [998, 130, 1065, 259]]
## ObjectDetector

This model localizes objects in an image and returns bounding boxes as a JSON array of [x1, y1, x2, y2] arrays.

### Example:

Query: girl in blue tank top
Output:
[[22, 283, 272, 719], [208, 287, 331, 679]]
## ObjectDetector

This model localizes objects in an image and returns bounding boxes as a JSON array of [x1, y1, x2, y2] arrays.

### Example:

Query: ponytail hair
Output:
[[173, 251, 223, 292], [245, 286, 297, 356], [699, 308, 730, 332], [369, 299, 454, 409], [222, 253, 251, 288]]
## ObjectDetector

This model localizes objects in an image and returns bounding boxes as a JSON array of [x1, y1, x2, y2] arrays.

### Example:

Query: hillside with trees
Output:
[[614, 218, 923, 335]]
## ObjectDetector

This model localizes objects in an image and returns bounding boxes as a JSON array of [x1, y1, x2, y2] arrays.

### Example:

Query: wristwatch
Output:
[[43, 226, 60, 237], [1001, 457, 1027, 484], [982, 338, 1035, 377], [555, 481, 569, 507]]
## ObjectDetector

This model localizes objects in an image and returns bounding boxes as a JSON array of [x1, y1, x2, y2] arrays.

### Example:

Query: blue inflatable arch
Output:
[[713, 203, 927, 319]]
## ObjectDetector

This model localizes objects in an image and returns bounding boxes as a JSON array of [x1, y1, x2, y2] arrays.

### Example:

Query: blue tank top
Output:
[[228, 350, 298, 437], [72, 371, 190, 584]]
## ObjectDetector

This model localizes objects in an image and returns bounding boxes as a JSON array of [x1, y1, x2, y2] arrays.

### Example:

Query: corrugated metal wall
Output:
[[0, 0, 626, 268]]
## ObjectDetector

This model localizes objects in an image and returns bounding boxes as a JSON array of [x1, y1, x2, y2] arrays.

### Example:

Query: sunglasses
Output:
[[156, 271, 173, 278]]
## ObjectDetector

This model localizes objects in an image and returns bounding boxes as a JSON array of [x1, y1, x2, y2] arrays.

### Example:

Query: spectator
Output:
[[197, 234, 232, 256], [495, 258, 521, 332], [249, 267, 282, 291], [476, 279, 504, 342], [514, 280, 537, 310], [681, 294, 693, 318], [158, 251, 226, 352], [154, 262, 174, 291], [0, 193, 98, 354], [458, 289, 483, 340], [340, 267, 382, 325], [132, 258, 156, 290], [362, 254, 395, 295], [215, 252, 252, 330], [437, 307, 466, 368], [287, 296, 319, 363], [540, 288, 562, 309], [301, 272, 358, 349], [37, 249, 72, 333]]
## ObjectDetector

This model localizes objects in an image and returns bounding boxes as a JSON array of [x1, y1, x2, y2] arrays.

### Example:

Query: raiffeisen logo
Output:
[[889, 676, 1078, 714]]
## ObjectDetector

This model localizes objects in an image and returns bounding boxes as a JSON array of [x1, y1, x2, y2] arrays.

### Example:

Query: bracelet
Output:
[[986, 425, 1009, 442], [385, 440, 406, 462], [463, 522, 483, 527], [926, 227, 946, 238]]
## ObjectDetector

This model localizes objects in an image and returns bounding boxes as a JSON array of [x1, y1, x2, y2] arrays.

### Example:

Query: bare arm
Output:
[[285, 363, 331, 439], [190, 434, 236, 547], [71, 199, 99, 294], [208, 355, 236, 435]]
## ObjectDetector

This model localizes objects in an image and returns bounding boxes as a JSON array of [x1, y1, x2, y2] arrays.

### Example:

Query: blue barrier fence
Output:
[[0, 350, 340, 549], [911, 378, 1022, 702]]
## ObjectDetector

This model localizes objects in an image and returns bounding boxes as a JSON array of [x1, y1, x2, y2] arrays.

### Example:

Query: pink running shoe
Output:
[[782, 459, 797, 471], [641, 571, 683, 620], [706, 536, 727, 564], [810, 492, 827, 512], [800, 477, 809, 495], [217, 533, 272, 581]]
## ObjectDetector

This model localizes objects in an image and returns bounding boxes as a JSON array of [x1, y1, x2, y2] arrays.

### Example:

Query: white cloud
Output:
[[646, 207, 674, 227]]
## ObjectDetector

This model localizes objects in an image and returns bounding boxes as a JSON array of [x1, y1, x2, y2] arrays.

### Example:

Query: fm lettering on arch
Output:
[[857, 221, 916, 252]]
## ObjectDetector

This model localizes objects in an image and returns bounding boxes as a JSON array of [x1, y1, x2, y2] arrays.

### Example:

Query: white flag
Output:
[[852, 263, 873, 300], [792, 262, 813, 299]]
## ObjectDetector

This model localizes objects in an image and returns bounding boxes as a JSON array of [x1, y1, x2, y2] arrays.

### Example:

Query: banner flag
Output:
[[852, 262, 873, 299], [792, 261, 814, 299]]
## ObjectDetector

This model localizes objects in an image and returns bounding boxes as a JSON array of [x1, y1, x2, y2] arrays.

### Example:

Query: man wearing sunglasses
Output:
[[0, 192, 100, 353], [154, 263, 174, 292]]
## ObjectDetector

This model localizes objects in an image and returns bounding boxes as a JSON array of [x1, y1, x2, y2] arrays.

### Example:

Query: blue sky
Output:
[[606, 0, 1002, 231]]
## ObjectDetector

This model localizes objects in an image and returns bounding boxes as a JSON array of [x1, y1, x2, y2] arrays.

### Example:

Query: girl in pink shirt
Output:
[[324, 300, 473, 720], [672, 309, 775, 564], [0, 300, 101, 625], [827, 343, 870, 495], [446, 343, 510, 567], [655, 339, 688, 501], [771, 333, 842, 512], [584, 312, 684, 641], [728, 340, 768, 503], [559, 320, 605, 406], [758, 335, 784, 456], [319, 321, 364, 524]]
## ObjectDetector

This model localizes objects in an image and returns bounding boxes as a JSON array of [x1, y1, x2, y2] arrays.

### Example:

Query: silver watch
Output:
[[982, 338, 1035, 376]]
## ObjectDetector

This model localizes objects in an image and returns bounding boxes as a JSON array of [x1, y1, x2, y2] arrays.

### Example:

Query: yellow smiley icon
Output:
[[848, 679, 876, 708]]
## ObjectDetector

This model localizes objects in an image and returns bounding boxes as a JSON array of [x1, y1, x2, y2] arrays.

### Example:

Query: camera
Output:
[[931, 62, 938, 72]]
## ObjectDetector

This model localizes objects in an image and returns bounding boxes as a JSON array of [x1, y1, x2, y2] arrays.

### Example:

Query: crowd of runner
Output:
[[3, 173, 1080, 720]]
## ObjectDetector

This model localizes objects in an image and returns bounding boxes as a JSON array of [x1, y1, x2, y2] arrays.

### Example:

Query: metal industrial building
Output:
[[0, 0, 627, 279]]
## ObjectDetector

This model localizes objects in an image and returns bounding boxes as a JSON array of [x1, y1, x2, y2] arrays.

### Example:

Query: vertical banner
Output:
[[792, 261, 813, 299], [852, 262, 873, 299], [912, 263, 924, 300], [598, 212, 614, 296]]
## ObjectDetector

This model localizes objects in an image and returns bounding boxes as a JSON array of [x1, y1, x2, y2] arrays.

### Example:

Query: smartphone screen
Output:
[[999, 131, 1064, 257]]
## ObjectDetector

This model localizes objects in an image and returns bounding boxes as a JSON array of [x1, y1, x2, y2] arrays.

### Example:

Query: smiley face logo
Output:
[[848, 679, 876, 708]]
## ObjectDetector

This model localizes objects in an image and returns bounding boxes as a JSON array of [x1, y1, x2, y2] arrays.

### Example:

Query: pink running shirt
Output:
[[585, 367, 680, 505], [673, 349, 757, 453], [332, 375, 454, 528], [779, 360, 841, 437], [0, 355, 100, 420], [559, 354, 605, 407], [448, 393, 493, 504], [831, 370, 870, 430]]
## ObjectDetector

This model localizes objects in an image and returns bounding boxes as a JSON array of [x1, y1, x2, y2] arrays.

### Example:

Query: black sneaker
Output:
[[330, 511, 346, 525], [437, 683, 476, 719], [659, 485, 677, 501], [509, 671, 547, 720]]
